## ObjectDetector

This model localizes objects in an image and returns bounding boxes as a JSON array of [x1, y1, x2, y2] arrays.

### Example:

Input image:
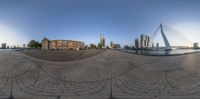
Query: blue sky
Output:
[[0, 0, 200, 47]]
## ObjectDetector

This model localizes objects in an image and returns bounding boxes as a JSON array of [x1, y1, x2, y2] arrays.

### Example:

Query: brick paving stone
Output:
[[0, 50, 200, 99]]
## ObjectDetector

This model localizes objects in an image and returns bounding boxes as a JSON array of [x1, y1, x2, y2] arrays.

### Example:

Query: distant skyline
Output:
[[0, 0, 200, 47]]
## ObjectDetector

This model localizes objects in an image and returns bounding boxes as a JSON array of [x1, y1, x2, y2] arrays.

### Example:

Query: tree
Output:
[[28, 40, 36, 48], [28, 40, 42, 49], [98, 43, 102, 49], [35, 41, 42, 48], [84, 45, 88, 49], [90, 44, 97, 49]]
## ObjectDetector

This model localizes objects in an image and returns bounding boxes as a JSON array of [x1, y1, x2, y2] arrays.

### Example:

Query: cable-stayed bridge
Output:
[[149, 24, 192, 50]]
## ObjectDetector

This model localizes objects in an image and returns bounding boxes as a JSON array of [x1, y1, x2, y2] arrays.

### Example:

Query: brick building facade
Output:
[[42, 37, 84, 50]]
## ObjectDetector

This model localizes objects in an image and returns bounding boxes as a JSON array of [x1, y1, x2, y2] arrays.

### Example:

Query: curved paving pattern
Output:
[[0, 50, 200, 99]]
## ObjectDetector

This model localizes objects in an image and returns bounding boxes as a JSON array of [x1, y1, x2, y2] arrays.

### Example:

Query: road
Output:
[[0, 50, 200, 99]]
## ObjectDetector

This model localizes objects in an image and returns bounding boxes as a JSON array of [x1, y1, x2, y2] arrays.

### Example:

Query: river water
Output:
[[121, 49, 200, 56], [0, 49, 23, 52]]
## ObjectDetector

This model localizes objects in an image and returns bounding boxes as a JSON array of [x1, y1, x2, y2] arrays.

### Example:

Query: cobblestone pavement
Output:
[[0, 50, 200, 99]]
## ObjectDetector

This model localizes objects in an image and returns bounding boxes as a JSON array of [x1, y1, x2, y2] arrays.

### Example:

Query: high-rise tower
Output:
[[100, 33, 106, 48]]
